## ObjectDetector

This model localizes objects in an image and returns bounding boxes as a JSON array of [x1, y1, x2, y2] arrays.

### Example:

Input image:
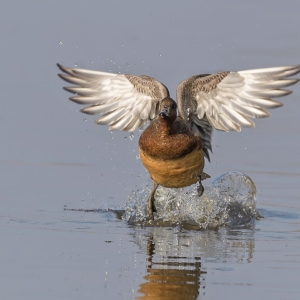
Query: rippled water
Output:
[[124, 172, 260, 229]]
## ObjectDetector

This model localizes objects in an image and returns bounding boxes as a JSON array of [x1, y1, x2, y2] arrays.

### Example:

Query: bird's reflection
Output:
[[136, 227, 255, 299], [137, 237, 206, 299]]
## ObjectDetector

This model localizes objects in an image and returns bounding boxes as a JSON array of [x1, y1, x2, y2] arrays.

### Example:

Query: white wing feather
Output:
[[177, 65, 300, 159], [57, 64, 169, 132], [178, 65, 300, 132]]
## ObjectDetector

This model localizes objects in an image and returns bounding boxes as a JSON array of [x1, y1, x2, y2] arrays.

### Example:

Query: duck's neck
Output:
[[156, 118, 174, 135]]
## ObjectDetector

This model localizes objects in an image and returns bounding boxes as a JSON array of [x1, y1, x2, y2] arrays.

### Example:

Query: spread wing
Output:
[[57, 64, 169, 131], [177, 65, 300, 160]]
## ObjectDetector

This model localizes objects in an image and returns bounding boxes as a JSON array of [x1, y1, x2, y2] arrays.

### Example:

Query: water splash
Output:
[[123, 172, 259, 229], [129, 133, 134, 141]]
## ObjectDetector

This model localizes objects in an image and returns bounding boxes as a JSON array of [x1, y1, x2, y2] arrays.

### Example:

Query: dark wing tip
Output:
[[57, 63, 65, 72], [57, 63, 68, 80], [57, 63, 74, 77]]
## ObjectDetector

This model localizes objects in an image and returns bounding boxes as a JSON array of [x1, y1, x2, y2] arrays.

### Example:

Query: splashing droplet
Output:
[[59, 40, 63, 45], [124, 172, 259, 229], [129, 133, 134, 141]]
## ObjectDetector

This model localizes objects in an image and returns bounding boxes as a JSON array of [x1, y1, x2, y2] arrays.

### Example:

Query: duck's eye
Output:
[[172, 104, 176, 109]]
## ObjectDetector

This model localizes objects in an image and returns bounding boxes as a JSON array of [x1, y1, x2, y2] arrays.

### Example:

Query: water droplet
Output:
[[159, 54, 162, 57], [74, 63, 78, 67], [136, 155, 140, 160], [90, 60, 93, 64], [59, 40, 63, 45], [83, 118, 87, 121], [126, 63, 129, 66], [121, 44, 124, 47], [124, 137, 128, 140], [129, 133, 134, 141]]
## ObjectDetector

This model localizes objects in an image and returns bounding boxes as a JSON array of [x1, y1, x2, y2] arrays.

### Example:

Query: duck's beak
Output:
[[159, 107, 169, 117]]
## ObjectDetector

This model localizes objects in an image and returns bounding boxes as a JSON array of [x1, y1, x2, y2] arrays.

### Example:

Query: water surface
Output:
[[1, 1, 300, 299]]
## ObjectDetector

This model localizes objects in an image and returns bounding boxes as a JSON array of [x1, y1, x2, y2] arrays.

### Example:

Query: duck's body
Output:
[[57, 63, 300, 220], [139, 98, 204, 189]]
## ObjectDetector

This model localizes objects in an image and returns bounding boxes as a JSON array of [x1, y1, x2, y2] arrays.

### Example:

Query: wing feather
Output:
[[177, 65, 300, 157], [57, 64, 169, 132]]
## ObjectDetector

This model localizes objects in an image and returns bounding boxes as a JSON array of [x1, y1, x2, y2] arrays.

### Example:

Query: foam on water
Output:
[[123, 171, 260, 229]]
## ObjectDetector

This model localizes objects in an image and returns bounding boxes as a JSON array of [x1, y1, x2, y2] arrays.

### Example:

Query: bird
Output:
[[57, 63, 300, 220]]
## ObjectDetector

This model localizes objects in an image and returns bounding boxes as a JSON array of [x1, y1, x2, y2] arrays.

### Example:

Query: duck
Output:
[[57, 63, 300, 220]]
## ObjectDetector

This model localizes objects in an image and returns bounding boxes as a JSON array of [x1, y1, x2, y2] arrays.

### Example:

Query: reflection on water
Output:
[[64, 173, 259, 299], [64, 195, 257, 299], [137, 240, 203, 299], [124, 172, 260, 229], [135, 227, 255, 299]]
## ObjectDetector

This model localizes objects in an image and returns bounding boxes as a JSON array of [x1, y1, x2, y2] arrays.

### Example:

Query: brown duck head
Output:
[[158, 97, 177, 123]]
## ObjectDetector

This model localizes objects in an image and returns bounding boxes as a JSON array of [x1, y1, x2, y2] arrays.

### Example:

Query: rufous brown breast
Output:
[[138, 97, 204, 188]]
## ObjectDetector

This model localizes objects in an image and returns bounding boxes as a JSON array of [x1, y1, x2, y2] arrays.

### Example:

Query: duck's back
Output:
[[139, 117, 204, 188]]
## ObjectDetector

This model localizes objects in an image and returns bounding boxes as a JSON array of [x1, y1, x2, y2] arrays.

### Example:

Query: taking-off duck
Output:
[[57, 64, 300, 220]]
